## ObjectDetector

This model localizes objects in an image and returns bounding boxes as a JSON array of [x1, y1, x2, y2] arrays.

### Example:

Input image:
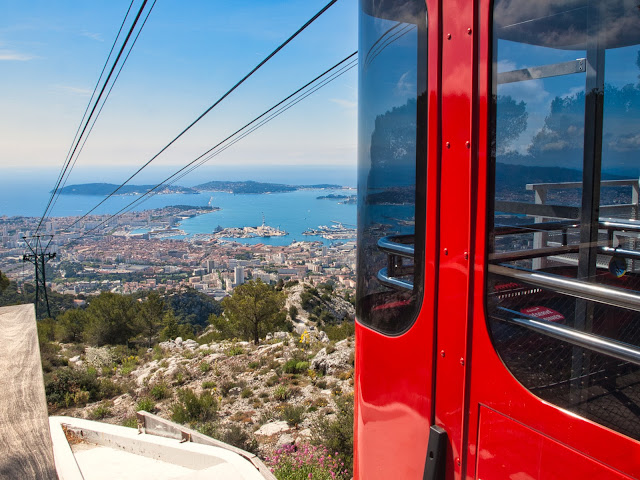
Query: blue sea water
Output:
[[0, 166, 357, 246]]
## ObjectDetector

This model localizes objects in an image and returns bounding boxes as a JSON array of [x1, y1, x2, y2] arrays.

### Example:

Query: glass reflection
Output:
[[489, 0, 640, 440], [357, 0, 426, 335]]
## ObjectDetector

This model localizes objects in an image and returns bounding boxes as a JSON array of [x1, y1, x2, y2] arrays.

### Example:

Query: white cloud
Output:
[[561, 86, 584, 99], [395, 70, 415, 96], [330, 98, 356, 109], [497, 59, 518, 73], [81, 30, 103, 42], [0, 49, 34, 61], [55, 85, 92, 96]]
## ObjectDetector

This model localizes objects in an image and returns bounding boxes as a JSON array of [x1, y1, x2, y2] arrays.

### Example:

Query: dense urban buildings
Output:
[[0, 206, 356, 302]]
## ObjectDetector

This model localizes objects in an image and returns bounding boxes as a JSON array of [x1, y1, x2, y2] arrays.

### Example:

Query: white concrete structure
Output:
[[49, 415, 273, 480]]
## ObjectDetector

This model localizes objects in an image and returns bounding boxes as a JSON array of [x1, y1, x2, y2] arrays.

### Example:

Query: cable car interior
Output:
[[356, 0, 640, 478]]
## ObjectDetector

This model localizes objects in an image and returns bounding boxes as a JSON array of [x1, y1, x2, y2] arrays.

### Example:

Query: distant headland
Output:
[[54, 183, 197, 196], [56, 180, 343, 196]]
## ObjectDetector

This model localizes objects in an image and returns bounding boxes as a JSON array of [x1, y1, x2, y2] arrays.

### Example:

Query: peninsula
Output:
[[194, 180, 341, 194], [56, 180, 343, 196], [55, 183, 197, 196]]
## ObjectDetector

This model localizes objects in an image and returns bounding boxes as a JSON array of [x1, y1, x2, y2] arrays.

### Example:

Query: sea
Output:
[[0, 165, 357, 247]]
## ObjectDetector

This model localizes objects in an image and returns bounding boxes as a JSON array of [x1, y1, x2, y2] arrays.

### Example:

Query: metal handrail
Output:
[[490, 245, 640, 262], [494, 218, 640, 236], [494, 220, 578, 236], [494, 307, 640, 367], [377, 235, 415, 258], [377, 267, 413, 291], [489, 264, 640, 313]]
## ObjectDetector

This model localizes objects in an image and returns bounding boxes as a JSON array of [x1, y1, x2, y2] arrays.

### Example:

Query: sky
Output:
[[0, 0, 358, 185]]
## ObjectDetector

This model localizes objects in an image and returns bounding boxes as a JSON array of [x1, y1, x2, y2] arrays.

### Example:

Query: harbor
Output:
[[302, 221, 356, 239]]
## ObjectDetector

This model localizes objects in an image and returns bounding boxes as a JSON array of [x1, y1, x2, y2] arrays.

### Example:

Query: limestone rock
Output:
[[255, 420, 290, 437], [276, 433, 295, 447]]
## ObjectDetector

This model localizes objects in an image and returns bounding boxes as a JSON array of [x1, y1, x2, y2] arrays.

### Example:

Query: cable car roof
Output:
[[495, 0, 640, 50], [363, 0, 640, 50]]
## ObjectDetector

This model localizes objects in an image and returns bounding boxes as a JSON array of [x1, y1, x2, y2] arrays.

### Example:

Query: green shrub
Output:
[[220, 380, 237, 397], [171, 388, 217, 424], [283, 359, 310, 374], [121, 416, 138, 428], [311, 394, 354, 476], [202, 381, 216, 389], [315, 379, 328, 390], [241, 387, 253, 399], [322, 322, 355, 342], [39, 341, 67, 373], [280, 404, 306, 427], [149, 382, 170, 400], [197, 421, 220, 438], [199, 361, 211, 373], [136, 397, 155, 412], [266, 374, 280, 387], [98, 378, 123, 399], [44, 367, 100, 408], [273, 385, 291, 402], [225, 345, 245, 356], [120, 355, 139, 375], [220, 424, 259, 454], [247, 361, 259, 369], [90, 403, 112, 420]]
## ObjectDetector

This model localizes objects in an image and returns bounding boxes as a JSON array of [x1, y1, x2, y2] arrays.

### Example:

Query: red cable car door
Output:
[[436, 0, 640, 478]]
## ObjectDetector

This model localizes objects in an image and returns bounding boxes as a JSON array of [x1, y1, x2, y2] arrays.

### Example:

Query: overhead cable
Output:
[[62, 52, 357, 244], [49, 0, 158, 218], [36, 0, 151, 234], [69, 0, 340, 225]]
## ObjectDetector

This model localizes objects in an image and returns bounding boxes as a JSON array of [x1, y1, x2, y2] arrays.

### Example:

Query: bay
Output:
[[0, 166, 357, 246]]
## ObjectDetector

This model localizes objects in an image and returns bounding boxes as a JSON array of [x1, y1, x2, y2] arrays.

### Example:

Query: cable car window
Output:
[[488, 0, 640, 440], [356, 0, 427, 335]]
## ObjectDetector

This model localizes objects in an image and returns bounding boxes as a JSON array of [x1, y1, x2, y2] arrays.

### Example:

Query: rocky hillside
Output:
[[286, 282, 354, 334], [56, 331, 355, 459]]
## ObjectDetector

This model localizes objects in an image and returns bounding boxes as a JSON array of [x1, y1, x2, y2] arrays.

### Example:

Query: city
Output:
[[0, 206, 356, 301]]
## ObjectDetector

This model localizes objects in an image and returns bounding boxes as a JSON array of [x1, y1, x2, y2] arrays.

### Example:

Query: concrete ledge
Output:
[[50, 416, 267, 480], [49, 417, 84, 480], [137, 411, 277, 480]]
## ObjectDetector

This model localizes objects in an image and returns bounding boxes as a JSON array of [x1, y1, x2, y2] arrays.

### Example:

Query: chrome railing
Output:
[[376, 234, 415, 291], [489, 264, 640, 313], [494, 307, 640, 367]]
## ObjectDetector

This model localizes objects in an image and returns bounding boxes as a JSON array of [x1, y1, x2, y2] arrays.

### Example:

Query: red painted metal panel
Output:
[[353, 0, 441, 478], [356, 0, 640, 478], [463, 1, 640, 479], [435, 0, 477, 477], [354, 326, 431, 479], [476, 407, 633, 480]]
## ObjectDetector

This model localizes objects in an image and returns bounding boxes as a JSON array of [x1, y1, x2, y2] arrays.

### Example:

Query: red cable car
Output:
[[355, 0, 640, 478]]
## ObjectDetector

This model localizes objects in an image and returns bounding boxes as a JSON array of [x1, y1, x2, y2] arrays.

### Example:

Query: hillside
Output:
[[50, 332, 354, 470], [39, 282, 356, 477]]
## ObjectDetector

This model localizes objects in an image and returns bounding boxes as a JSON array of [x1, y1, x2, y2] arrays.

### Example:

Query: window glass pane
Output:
[[489, 0, 640, 440], [356, 0, 427, 335]]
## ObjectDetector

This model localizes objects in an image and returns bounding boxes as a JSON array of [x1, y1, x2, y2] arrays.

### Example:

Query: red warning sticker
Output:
[[520, 306, 565, 323]]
